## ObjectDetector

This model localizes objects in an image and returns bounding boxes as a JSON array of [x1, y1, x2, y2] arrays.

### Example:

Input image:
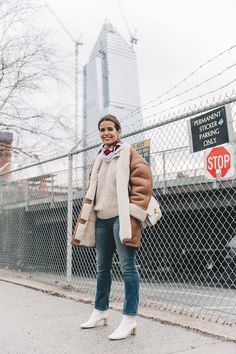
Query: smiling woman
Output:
[[99, 115, 121, 146], [71, 113, 153, 340]]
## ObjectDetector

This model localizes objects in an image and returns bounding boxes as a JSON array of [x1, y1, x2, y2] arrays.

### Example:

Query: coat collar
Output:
[[85, 142, 132, 242]]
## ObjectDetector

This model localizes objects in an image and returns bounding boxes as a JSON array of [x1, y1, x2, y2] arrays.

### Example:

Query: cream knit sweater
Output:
[[94, 157, 119, 219]]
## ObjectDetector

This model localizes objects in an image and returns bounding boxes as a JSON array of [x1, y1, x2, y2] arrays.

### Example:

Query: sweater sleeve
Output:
[[129, 146, 153, 222]]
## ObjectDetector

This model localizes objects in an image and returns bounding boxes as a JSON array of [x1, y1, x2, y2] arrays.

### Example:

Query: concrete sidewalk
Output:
[[0, 281, 235, 354]]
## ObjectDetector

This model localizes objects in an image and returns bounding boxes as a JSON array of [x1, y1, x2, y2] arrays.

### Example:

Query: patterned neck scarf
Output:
[[98, 140, 123, 162]]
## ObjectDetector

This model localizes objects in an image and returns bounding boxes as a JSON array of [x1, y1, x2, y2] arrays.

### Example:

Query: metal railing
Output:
[[0, 94, 236, 326]]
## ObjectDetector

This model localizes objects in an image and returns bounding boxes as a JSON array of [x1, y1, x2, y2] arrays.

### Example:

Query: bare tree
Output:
[[0, 0, 75, 162]]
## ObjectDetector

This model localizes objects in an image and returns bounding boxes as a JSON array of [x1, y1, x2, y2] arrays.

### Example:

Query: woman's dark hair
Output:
[[98, 114, 121, 132]]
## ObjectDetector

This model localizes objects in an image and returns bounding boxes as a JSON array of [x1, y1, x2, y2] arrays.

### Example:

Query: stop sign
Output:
[[205, 146, 234, 179]]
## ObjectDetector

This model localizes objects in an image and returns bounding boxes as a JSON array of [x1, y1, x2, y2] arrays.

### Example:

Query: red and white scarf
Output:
[[98, 140, 123, 161]]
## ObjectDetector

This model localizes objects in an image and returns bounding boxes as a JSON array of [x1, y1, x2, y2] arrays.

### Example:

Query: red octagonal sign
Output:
[[206, 146, 232, 178]]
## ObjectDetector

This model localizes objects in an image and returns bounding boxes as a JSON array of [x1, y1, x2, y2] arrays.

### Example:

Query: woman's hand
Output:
[[122, 216, 141, 248]]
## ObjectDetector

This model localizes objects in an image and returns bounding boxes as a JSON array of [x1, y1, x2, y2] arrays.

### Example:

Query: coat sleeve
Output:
[[129, 146, 153, 222]]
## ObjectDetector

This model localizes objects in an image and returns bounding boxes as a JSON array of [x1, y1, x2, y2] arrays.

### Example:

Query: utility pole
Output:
[[44, 2, 83, 143], [74, 41, 80, 142], [44, 1, 83, 284]]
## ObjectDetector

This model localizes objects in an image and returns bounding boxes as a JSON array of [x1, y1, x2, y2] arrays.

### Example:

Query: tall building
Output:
[[83, 20, 142, 139]]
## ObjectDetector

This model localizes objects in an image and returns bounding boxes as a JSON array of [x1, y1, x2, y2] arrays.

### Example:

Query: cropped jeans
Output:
[[95, 216, 140, 316]]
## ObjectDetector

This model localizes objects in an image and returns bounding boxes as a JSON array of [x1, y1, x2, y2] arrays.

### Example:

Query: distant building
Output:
[[83, 20, 142, 139], [0, 132, 13, 180]]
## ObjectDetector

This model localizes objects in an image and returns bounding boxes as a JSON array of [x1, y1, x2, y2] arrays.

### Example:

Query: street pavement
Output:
[[0, 281, 235, 354]]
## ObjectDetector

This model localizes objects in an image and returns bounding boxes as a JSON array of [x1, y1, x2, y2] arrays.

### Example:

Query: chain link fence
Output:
[[0, 95, 236, 326]]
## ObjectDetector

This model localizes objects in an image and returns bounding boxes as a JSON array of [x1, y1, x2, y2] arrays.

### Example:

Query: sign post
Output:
[[204, 145, 234, 180]]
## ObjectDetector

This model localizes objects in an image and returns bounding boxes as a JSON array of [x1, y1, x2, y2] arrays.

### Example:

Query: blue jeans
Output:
[[95, 216, 140, 316]]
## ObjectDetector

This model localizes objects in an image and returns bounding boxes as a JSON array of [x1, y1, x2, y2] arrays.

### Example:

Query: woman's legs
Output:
[[112, 217, 140, 316], [95, 218, 116, 311], [95, 216, 140, 315]]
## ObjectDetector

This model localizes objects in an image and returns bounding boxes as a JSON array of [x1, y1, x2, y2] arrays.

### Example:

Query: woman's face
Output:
[[99, 120, 120, 145]]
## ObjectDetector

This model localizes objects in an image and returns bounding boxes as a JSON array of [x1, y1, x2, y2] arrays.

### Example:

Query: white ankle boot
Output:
[[80, 309, 108, 329], [108, 315, 137, 340]]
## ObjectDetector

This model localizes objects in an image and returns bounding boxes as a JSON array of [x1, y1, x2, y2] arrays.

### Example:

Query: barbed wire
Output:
[[118, 68, 236, 128], [119, 64, 236, 128], [79, 44, 236, 142], [12, 89, 236, 169], [136, 63, 236, 113], [30, 69, 236, 156], [78, 85, 236, 146], [142, 78, 236, 122], [12, 39, 236, 162], [119, 43, 236, 123]]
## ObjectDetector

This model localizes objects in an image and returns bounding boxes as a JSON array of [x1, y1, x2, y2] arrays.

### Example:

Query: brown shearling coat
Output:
[[71, 143, 153, 248]]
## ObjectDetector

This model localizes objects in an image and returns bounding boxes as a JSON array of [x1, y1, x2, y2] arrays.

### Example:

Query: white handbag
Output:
[[142, 196, 162, 227]]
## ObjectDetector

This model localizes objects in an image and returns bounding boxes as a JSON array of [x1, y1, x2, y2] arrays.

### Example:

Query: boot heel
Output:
[[131, 327, 136, 336]]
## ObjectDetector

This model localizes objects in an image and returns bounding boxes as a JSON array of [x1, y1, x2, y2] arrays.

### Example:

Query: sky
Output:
[[16, 0, 235, 163], [9, 0, 236, 179], [44, 0, 236, 106]]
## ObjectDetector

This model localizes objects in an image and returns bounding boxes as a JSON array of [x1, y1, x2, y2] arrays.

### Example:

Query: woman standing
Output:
[[71, 114, 153, 340]]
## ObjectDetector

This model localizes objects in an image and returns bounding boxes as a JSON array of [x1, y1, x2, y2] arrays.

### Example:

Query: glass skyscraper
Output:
[[83, 20, 143, 139]]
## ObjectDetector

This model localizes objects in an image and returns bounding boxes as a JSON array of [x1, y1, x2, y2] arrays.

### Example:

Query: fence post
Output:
[[0, 182, 3, 213], [66, 153, 73, 282], [51, 175, 55, 207], [25, 179, 29, 211], [163, 151, 166, 194]]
